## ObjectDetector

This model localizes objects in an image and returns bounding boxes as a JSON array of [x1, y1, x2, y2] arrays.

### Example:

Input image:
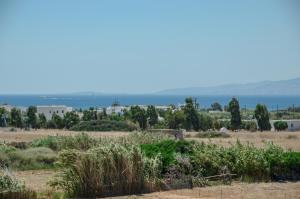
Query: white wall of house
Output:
[[37, 105, 73, 120]]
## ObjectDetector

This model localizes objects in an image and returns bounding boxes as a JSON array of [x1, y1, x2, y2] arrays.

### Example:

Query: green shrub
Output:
[[274, 121, 288, 131], [0, 147, 57, 170], [70, 120, 137, 131], [195, 131, 230, 138], [31, 133, 98, 151], [241, 121, 257, 132], [141, 140, 193, 172], [50, 145, 161, 198], [0, 169, 24, 192]]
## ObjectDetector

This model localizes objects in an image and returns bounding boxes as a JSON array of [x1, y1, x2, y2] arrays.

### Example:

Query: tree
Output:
[[130, 106, 147, 130], [273, 121, 288, 131], [0, 107, 8, 127], [38, 113, 47, 128], [228, 98, 241, 130], [166, 109, 185, 129], [10, 108, 23, 128], [146, 105, 158, 127], [27, 106, 38, 129], [82, 108, 97, 121], [51, 113, 64, 129], [64, 111, 80, 129], [254, 104, 271, 131], [198, 113, 213, 131], [211, 102, 222, 111], [183, 97, 200, 131]]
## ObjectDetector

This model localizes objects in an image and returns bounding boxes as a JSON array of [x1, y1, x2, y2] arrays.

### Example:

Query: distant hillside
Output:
[[156, 78, 300, 96]]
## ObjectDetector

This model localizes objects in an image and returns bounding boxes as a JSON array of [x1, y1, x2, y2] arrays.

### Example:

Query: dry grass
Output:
[[111, 182, 300, 199], [14, 170, 300, 199], [186, 131, 300, 151], [0, 128, 130, 143]]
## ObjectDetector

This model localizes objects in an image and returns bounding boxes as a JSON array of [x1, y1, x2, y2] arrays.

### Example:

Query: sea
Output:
[[1, 95, 300, 110]]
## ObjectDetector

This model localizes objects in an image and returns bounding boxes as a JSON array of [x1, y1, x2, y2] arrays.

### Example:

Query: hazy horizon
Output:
[[1, 1, 300, 94]]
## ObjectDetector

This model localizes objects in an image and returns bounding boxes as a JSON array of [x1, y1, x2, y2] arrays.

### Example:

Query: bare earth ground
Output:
[[13, 170, 300, 199], [111, 182, 300, 199], [185, 131, 300, 151]]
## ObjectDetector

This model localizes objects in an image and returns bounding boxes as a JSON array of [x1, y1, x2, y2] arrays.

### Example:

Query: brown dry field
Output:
[[0, 128, 130, 143], [13, 170, 300, 199], [185, 131, 300, 151], [1, 128, 299, 151]]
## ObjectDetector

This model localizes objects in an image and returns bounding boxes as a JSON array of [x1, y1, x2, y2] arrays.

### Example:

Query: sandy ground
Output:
[[13, 170, 300, 199], [0, 128, 130, 143], [185, 131, 300, 151], [112, 182, 300, 199]]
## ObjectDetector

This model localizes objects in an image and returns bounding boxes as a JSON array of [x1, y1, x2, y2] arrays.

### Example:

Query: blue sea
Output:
[[0, 95, 300, 110]]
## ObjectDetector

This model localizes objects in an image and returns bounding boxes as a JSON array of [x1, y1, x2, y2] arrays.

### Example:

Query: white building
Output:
[[37, 105, 73, 120], [106, 106, 129, 115]]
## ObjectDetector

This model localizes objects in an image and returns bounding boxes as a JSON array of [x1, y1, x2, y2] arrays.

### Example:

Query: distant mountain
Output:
[[156, 78, 300, 96]]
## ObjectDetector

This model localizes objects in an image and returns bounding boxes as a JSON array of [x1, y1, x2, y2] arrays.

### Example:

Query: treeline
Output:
[[0, 97, 288, 131]]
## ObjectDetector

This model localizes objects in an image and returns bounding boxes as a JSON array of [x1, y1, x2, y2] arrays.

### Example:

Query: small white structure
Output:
[[37, 105, 73, 120], [106, 106, 128, 115], [271, 120, 300, 132]]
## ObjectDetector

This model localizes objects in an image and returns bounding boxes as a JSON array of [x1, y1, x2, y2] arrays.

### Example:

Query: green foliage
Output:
[[198, 113, 213, 131], [274, 121, 288, 131], [165, 109, 185, 129], [70, 120, 137, 131], [51, 113, 65, 129], [0, 147, 57, 170], [50, 145, 161, 198], [10, 108, 23, 128], [141, 140, 193, 172], [63, 111, 80, 129], [255, 104, 271, 131], [241, 121, 257, 132], [183, 97, 200, 131], [38, 113, 47, 128], [147, 105, 158, 127], [130, 106, 147, 130], [228, 98, 241, 130], [0, 169, 25, 192], [26, 106, 38, 129], [31, 133, 97, 151], [211, 102, 222, 111], [195, 131, 230, 138], [82, 108, 97, 121]]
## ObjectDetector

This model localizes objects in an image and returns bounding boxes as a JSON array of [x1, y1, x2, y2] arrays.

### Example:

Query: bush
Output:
[[241, 121, 257, 132], [141, 140, 193, 172], [195, 131, 230, 138], [0, 169, 37, 199], [50, 145, 161, 198], [274, 121, 288, 131], [70, 120, 137, 131], [31, 133, 97, 151], [0, 147, 57, 170], [0, 169, 24, 192]]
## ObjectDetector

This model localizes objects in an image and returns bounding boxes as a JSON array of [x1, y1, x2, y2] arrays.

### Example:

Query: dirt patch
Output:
[[111, 182, 300, 199], [14, 170, 56, 192]]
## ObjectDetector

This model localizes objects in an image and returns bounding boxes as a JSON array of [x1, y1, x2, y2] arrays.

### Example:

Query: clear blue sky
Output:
[[0, 0, 300, 94]]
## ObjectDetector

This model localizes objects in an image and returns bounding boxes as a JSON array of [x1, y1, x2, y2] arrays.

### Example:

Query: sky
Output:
[[0, 0, 300, 94]]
